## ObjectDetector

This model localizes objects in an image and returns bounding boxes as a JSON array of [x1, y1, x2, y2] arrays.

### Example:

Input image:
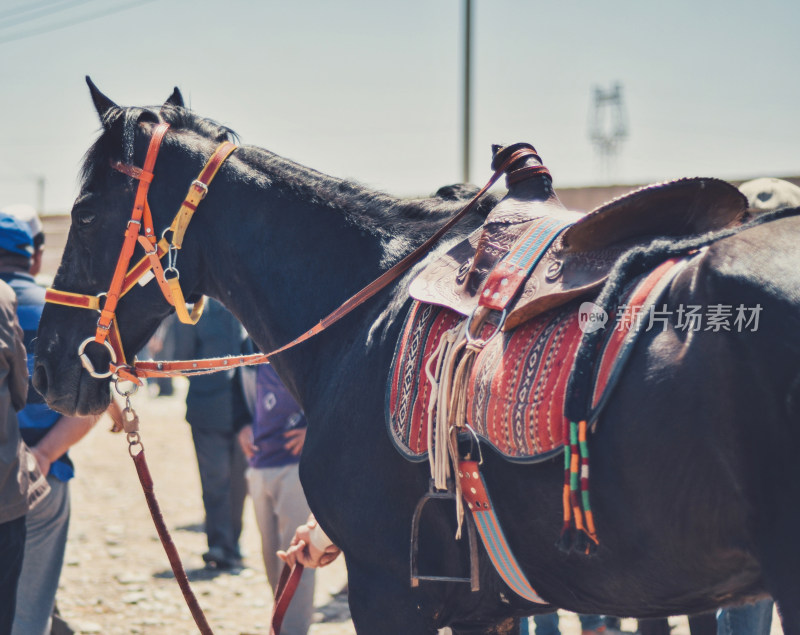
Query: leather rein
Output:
[[45, 122, 543, 385]]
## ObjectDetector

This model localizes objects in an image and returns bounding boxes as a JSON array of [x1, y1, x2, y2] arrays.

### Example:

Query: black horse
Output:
[[34, 80, 800, 634]]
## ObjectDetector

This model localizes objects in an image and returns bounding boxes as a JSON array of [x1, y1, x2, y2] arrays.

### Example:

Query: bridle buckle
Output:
[[191, 180, 209, 199]]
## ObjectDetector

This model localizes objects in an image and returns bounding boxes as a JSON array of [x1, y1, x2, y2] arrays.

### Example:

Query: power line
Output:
[[0, 0, 95, 31], [0, 0, 155, 45], [0, 0, 70, 20]]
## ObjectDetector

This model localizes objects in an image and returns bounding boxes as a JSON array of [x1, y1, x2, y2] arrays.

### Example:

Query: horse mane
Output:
[[80, 103, 497, 255], [230, 143, 497, 249], [80, 104, 236, 186]]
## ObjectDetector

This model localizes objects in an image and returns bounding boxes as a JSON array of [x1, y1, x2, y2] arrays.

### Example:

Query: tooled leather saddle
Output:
[[409, 143, 748, 330], [394, 145, 749, 591]]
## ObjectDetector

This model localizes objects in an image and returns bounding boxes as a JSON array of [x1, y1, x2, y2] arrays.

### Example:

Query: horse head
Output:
[[34, 78, 233, 415]]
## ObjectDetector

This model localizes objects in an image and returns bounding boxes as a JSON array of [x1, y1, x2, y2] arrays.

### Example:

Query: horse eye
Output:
[[77, 211, 96, 227]]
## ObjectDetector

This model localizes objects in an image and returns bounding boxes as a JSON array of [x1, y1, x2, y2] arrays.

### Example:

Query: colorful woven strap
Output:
[[458, 459, 547, 604], [479, 217, 571, 312]]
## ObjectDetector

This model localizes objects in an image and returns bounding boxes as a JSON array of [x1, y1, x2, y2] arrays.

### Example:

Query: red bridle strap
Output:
[[95, 122, 170, 341]]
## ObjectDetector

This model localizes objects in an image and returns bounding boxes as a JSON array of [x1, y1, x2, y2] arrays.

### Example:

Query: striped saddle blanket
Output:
[[386, 258, 683, 462]]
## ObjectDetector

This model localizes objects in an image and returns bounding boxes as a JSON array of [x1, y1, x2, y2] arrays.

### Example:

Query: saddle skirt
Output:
[[387, 257, 687, 463]]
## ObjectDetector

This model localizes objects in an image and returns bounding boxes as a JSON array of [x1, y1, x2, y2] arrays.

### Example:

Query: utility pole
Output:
[[589, 83, 628, 182], [36, 176, 45, 214], [462, 0, 472, 183]]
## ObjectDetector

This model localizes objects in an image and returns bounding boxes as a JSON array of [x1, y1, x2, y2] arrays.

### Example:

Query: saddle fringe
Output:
[[424, 320, 471, 537], [423, 317, 491, 540], [421, 312, 600, 551]]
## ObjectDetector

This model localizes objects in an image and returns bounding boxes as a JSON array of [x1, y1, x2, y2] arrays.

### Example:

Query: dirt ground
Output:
[[55, 379, 781, 635]]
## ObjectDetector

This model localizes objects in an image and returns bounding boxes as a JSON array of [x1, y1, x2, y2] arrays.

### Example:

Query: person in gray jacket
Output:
[[173, 298, 248, 570], [0, 278, 49, 633]]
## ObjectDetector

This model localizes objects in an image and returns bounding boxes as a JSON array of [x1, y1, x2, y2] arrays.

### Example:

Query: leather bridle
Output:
[[45, 122, 237, 384]]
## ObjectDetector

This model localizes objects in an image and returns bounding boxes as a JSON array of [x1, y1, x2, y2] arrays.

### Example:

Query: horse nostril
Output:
[[32, 363, 49, 398]]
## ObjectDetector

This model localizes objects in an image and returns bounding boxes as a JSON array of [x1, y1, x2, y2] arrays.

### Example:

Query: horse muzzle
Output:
[[33, 335, 112, 416]]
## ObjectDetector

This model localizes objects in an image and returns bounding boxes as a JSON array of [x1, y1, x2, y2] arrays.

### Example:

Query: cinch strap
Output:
[[458, 459, 547, 604]]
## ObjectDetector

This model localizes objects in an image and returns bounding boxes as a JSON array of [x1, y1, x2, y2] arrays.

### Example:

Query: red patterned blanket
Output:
[[387, 258, 685, 462]]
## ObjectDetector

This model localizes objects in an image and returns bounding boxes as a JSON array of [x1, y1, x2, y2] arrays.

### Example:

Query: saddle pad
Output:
[[387, 301, 581, 463], [387, 257, 688, 463]]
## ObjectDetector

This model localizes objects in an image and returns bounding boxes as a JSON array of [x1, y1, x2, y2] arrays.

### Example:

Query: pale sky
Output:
[[1, 0, 798, 214]]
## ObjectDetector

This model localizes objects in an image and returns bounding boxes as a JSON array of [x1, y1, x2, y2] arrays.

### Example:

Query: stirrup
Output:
[[410, 478, 480, 592]]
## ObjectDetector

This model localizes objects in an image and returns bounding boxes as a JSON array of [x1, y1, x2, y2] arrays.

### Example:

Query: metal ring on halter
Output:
[[94, 292, 107, 314], [114, 376, 138, 397], [77, 337, 117, 378], [464, 306, 507, 348], [165, 243, 179, 277]]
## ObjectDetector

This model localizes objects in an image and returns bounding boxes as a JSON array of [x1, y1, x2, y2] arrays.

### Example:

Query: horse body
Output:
[[33, 82, 800, 634]]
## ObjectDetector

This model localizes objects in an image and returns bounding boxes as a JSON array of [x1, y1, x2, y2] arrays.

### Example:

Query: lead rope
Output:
[[116, 381, 215, 634]]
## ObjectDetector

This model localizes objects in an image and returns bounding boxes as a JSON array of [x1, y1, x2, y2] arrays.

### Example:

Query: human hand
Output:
[[30, 445, 51, 476], [106, 398, 125, 433], [238, 425, 256, 460], [277, 517, 341, 569], [283, 427, 306, 456]]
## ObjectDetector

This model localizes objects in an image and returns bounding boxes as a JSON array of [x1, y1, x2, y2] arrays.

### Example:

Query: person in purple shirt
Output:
[[236, 362, 314, 635]]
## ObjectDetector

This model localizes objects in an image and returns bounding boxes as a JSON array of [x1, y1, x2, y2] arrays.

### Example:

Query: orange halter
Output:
[[45, 122, 237, 383]]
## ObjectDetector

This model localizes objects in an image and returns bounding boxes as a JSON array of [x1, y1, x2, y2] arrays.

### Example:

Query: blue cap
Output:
[[0, 212, 34, 257]]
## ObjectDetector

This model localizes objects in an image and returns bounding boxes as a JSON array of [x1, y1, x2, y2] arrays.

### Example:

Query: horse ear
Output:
[[85, 76, 118, 126], [163, 87, 185, 109]]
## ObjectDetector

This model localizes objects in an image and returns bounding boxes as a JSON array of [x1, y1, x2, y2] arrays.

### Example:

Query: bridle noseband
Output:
[[45, 122, 237, 383]]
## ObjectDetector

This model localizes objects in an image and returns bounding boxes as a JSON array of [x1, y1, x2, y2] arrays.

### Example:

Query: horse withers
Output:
[[33, 79, 800, 634]]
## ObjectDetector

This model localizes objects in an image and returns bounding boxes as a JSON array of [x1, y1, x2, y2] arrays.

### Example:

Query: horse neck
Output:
[[176, 146, 418, 399]]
